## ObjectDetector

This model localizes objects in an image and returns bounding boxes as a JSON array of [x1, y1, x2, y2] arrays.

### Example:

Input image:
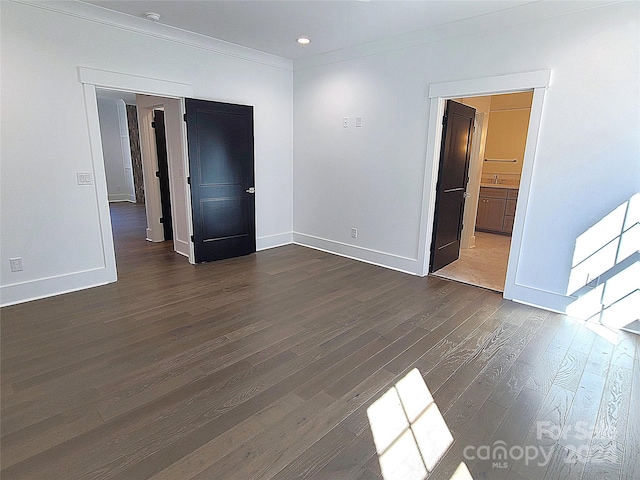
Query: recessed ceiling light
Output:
[[144, 12, 161, 22], [297, 37, 311, 45]]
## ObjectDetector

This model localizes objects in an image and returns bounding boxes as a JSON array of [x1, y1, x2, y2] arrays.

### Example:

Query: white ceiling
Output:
[[81, 0, 551, 60]]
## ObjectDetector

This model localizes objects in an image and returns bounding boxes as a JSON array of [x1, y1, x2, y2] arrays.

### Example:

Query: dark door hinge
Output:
[[159, 217, 164, 224], [151, 121, 156, 129], [442, 115, 448, 125], [187, 176, 191, 185], [183, 113, 187, 122], [190, 235, 194, 242], [155, 171, 161, 178]]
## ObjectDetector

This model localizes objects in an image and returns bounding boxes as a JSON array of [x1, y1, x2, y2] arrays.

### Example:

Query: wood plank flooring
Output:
[[1, 203, 638, 479]]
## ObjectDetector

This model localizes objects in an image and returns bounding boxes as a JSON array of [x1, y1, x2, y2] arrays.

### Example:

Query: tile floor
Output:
[[433, 232, 511, 292]]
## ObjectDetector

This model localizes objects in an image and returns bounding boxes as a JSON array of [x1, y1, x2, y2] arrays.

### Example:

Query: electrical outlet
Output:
[[351, 228, 358, 239], [343, 117, 349, 128], [356, 116, 362, 128], [10, 257, 23, 272]]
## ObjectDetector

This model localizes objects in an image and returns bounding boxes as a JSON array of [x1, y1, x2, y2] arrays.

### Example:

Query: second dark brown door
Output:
[[153, 110, 173, 241]]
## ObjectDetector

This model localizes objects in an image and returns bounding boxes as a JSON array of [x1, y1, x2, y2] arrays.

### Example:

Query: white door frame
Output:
[[460, 110, 486, 250], [135, 95, 192, 259], [78, 67, 195, 283], [136, 102, 165, 243], [417, 70, 551, 303]]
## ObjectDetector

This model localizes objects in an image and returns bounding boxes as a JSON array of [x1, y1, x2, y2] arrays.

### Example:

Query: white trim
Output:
[[136, 103, 164, 243], [78, 67, 193, 98], [293, 233, 419, 276], [174, 239, 190, 258], [419, 70, 577, 315], [75, 70, 196, 291], [18, 1, 292, 71], [179, 98, 195, 264], [428, 71, 551, 99], [82, 82, 119, 285], [504, 86, 550, 303], [293, 3, 611, 71], [461, 111, 485, 250], [0, 268, 112, 307], [257, 232, 294, 251], [508, 288, 574, 314], [418, 97, 447, 275]]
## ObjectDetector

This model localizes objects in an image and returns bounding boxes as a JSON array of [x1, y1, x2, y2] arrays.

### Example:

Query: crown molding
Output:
[[293, 1, 621, 71], [11, 0, 293, 71]]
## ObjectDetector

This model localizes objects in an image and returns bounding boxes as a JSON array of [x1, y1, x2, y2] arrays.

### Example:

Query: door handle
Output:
[[463, 192, 471, 198], [245, 187, 255, 194]]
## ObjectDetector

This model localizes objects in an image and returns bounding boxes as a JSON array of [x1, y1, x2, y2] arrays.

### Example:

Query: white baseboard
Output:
[[293, 232, 419, 276], [256, 232, 293, 251], [504, 282, 574, 314], [108, 194, 136, 203], [0, 266, 117, 307], [1, 230, 577, 318]]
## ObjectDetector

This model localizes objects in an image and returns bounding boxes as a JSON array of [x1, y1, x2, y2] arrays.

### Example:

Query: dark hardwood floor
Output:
[[1, 203, 638, 479]]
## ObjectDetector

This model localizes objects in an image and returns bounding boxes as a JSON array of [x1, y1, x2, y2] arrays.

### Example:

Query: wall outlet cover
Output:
[[10, 257, 23, 272]]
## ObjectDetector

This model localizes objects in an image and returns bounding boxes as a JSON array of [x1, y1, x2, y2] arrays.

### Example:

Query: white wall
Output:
[[2, 1, 638, 314], [97, 97, 136, 203], [0, 1, 293, 305], [293, 2, 639, 311]]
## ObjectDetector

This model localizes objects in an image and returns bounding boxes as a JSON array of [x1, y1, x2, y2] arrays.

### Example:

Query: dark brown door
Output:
[[430, 100, 475, 272], [153, 110, 172, 241], [185, 99, 255, 263]]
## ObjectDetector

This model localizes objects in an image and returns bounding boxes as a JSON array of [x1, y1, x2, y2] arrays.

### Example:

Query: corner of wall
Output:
[[256, 232, 294, 251], [292, 232, 420, 276]]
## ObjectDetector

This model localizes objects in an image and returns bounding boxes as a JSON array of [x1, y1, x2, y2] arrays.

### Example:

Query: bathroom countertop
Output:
[[479, 183, 520, 190]]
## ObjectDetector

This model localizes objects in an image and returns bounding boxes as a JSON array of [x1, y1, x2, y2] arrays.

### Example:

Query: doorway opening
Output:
[[431, 92, 534, 292], [420, 70, 550, 303], [95, 88, 192, 265], [86, 72, 257, 280]]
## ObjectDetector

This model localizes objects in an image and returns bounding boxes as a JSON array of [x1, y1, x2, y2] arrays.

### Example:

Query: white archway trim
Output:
[[78, 67, 193, 98], [79, 68, 194, 286], [428, 70, 550, 99]]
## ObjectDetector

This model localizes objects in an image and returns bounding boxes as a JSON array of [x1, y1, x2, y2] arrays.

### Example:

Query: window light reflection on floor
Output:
[[566, 193, 639, 336], [367, 368, 455, 480]]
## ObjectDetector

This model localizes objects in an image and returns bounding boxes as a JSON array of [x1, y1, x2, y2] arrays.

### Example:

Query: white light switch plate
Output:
[[77, 172, 93, 185]]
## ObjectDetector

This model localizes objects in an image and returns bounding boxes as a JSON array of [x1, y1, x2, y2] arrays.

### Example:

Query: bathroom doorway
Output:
[[431, 91, 533, 292]]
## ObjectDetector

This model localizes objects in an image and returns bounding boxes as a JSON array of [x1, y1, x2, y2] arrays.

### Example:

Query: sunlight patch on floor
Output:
[[367, 369, 456, 480]]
